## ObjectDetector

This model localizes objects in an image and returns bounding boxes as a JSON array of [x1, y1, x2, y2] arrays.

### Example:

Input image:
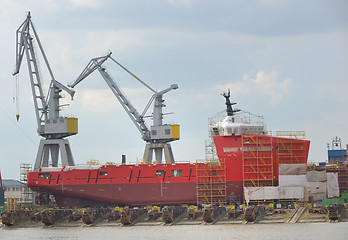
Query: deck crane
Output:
[[13, 12, 78, 171], [69, 52, 180, 164]]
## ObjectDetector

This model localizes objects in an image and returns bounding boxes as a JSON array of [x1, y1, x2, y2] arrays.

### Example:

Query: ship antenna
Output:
[[222, 89, 240, 116]]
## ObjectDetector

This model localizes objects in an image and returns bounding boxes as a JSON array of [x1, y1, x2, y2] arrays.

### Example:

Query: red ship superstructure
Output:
[[210, 91, 310, 203]]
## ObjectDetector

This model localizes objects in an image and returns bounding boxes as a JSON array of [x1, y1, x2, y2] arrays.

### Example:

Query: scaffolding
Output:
[[87, 159, 100, 165], [242, 134, 274, 188], [205, 115, 221, 160], [196, 159, 226, 205], [20, 163, 33, 207], [276, 131, 307, 164], [327, 163, 348, 195], [7, 198, 18, 211], [337, 163, 348, 194]]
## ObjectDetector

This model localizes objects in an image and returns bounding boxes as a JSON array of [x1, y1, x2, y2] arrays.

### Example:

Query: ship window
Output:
[[99, 171, 108, 176], [38, 173, 50, 179], [171, 169, 182, 177], [152, 130, 157, 135], [156, 170, 165, 176], [53, 120, 57, 124], [165, 129, 171, 135]]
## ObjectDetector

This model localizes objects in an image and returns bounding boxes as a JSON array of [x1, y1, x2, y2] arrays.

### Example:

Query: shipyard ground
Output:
[[1, 207, 347, 228]]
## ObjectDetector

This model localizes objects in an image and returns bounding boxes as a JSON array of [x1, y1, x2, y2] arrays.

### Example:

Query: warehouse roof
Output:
[[2, 179, 26, 187]]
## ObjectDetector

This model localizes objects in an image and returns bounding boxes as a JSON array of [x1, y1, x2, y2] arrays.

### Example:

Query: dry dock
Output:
[[1, 205, 347, 228]]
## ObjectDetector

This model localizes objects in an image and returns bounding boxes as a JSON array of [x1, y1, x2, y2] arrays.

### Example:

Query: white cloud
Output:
[[78, 89, 117, 112], [256, 0, 289, 8], [73, 87, 147, 113], [215, 81, 250, 95], [216, 71, 292, 105], [167, 0, 200, 8], [69, 0, 105, 8]]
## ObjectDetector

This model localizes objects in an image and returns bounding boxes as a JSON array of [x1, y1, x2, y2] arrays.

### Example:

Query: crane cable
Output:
[[13, 74, 20, 121], [1, 75, 36, 146], [0, 104, 37, 146]]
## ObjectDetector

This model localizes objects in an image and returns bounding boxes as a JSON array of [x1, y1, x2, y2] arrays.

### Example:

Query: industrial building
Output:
[[1, 179, 34, 206]]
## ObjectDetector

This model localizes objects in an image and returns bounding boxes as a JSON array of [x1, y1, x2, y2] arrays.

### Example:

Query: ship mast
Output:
[[222, 90, 240, 119]]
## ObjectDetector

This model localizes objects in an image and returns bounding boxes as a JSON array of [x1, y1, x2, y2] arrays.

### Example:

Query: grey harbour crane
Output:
[[13, 12, 78, 171], [69, 52, 179, 164]]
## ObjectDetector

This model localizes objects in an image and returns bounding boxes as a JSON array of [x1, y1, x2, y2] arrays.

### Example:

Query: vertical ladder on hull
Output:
[[196, 159, 226, 205]]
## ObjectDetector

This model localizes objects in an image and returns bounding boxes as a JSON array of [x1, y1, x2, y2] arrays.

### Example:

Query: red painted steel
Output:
[[27, 134, 310, 207]]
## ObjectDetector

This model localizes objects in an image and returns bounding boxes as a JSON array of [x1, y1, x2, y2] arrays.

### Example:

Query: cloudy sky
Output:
[[0, 0, 347, 179]]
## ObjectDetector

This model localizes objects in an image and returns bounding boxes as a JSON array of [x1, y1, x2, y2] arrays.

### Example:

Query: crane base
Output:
[[34, 139, 75, 171], [143, 143, 175, 164]]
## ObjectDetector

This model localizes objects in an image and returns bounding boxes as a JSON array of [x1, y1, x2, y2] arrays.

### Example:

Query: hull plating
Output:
[[27, 134, 310, 207]]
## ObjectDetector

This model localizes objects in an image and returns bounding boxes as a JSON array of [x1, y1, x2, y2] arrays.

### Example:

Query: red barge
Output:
[[27, 92, 310, 207]]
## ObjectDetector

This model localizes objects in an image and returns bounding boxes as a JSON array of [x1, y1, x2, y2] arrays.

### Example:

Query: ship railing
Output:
[[126, 160, 193, 165], [34, 160, 196, 171], [276, 131, 306, 139], [196, 160, 222, 167]]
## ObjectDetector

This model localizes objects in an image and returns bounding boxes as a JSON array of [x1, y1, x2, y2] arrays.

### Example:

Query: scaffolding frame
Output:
[[276, 131, 307, 164], [242, 134, 274, 188], [196, 159, 226, 205], [327, 163, 348, 195], [337, 163, 348, 194], [20, 163, 33, 207], [87, 159, 100, 165]]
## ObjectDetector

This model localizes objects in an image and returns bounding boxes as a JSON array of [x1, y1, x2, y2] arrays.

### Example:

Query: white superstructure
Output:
[[212, 115, 265, 136]]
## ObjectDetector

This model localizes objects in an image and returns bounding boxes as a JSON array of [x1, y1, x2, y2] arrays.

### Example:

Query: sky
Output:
[[0, 0, 347, 180]]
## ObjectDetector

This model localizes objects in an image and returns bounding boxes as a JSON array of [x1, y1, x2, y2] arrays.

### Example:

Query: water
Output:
[[1, 222, 347, 240]]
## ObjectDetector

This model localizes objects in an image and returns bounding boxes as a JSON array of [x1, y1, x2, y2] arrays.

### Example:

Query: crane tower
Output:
[[13, 12, 77, 171]]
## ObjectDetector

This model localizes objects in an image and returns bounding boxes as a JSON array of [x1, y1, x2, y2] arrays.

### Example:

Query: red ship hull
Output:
[[27, 134, 310, 207]]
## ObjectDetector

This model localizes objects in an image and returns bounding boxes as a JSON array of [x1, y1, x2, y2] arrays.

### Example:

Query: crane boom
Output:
[[70, 54, 111, 88], [13, 12, 48, 128], [98, 67, 151, 141], [71, 52, 180, 163], [70, 54, 151, 141]]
